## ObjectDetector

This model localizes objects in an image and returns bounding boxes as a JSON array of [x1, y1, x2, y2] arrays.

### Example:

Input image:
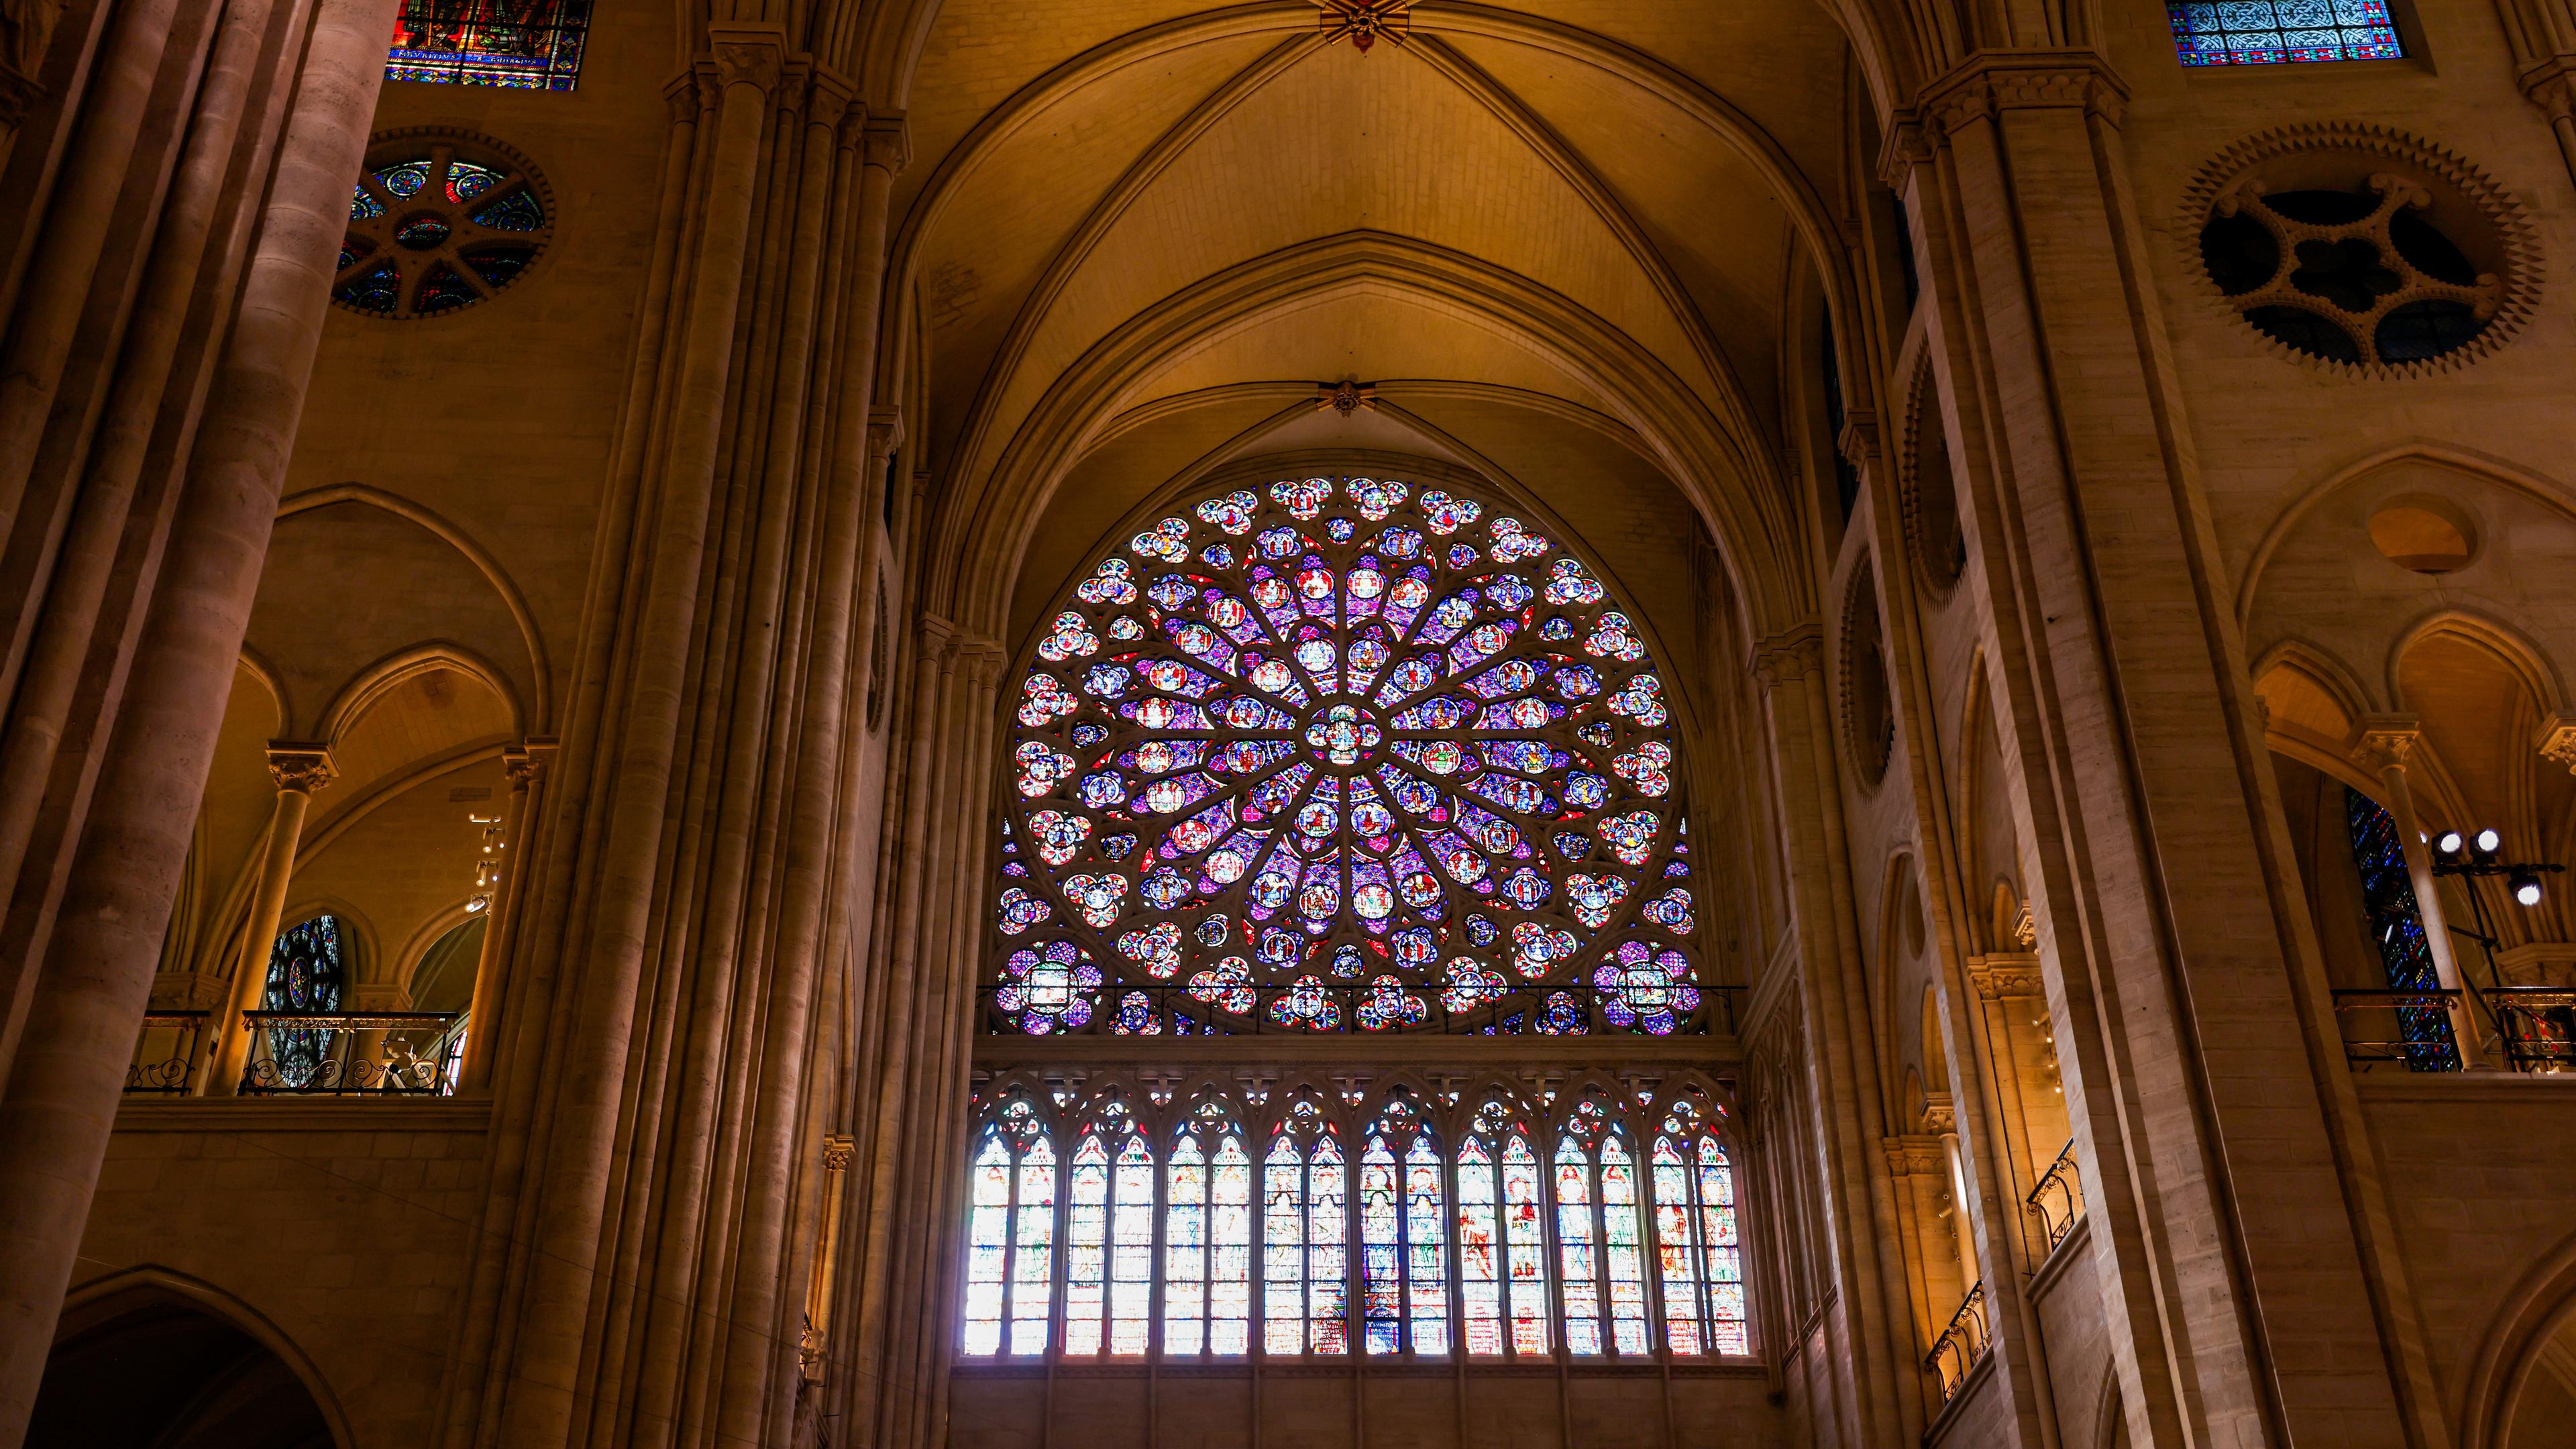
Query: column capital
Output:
[[1748, 623, 1824, 692], [862, 114, 912, 174], [867, 407, 906, 462], [504, 736, 559, 788], [705, 23, 788, 95], [804, 65, 855, 127], [1883, 1134, 1946, 1175], [264, 743, 337, 794], [2536, 712, 2576, 775], [822, 1133, 857, 1172], [2347, 714, 2420, 775], [1884, 48, 2129, 181], [1966, 953, 2044, 999], [2518, 55, 2576, 123]]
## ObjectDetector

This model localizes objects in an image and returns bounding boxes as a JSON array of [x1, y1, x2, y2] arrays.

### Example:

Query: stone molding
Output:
[[707, 25, 788, 94], [264, 743, 337, 795], [148, 972, 231, 1012], [1967, 954, 2043, 1000], [2349, 715, 2420, 775], [1883, 1134, 1945, 1176], [1879, 50, 2129, 187], [1749, 623, 1823, 691], [862, 113, 912, 174], [2535, 712, 2576, 775]]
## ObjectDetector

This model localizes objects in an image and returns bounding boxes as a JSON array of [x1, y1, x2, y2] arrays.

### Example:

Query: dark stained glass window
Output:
[[388, 1, 590, 91], [2167, 1, 2402, 66], [262, 915, 347, 1083], [2345, 787, 2458, 1071]]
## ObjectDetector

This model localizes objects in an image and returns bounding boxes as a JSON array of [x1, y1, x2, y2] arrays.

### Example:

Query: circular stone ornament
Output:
[[2182, 123, 2538, 377]]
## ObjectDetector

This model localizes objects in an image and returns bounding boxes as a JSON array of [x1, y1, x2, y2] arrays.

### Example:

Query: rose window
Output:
[[333, 134, 551, 319], [990, 475, 1702, 1036]]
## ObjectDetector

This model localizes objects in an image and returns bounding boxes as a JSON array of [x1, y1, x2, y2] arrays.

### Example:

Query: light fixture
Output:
[[2436, 829, 2465, 857], [2477, 826, 2504, 855], [2512, 869, 2544, 907]]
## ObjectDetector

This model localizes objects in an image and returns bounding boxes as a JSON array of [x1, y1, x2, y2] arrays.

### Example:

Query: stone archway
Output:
[[28, 1281, 341, 1449]]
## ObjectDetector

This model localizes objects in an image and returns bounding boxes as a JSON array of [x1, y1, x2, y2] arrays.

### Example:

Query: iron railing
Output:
[[125, 1012, 209, 1094], [977, 980, 1741, 1038], [1925, 1281, 1989, 1403], [2027, 1138, 2082, 1252], [237, 1012, 464, 1095], [2332, 985, 2576, 1073]]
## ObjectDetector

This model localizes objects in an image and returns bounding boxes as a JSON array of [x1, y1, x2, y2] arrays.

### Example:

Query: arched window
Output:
[[2345, 786, 2459, 1070], [1651, 1092, 1748, 1356], [1164, 1097, 1252, 1354], [1455, 1096, 1550, 1356], [1556, 1095, 1650, 1356], [388, 1, 592, 90], [262, 914, 347, 1085], [1063, 1098, 1154, 1356], [1358, 1090, 1447, 1354], [1263, 1093, 1348, 1354], [988, 474, 1701, 1037], [962, 1097, 1057, 1356]]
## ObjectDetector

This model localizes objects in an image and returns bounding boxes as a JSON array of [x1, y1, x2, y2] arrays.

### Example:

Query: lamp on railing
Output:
[[2430, 828, 2570, 1071]]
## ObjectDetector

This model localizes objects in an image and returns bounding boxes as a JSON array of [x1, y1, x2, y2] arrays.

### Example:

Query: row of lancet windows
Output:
[[377, 6, 2398, 100], [961, 1084, 1748, 1362]]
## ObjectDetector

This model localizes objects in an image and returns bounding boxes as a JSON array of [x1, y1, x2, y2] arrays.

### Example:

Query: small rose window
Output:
[[335, 133, 551, 319]]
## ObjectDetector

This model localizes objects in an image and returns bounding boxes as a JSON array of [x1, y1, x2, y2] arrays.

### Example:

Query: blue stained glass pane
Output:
[[2344, 788, 2459, 1071], [2166, 0, 2400, 66]]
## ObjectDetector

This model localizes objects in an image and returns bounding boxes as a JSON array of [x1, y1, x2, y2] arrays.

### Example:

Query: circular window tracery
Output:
[[334, 131, 552, 319], [991, 474, 1702, 1036], [2182, 125, 2537, 376]]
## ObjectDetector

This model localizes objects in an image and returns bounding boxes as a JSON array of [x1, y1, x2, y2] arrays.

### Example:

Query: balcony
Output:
[[237, 1012, 464, 1094], [2025, 1138, 2083, 1253], [1925, 1281, 1989, 1403], [2332, 987, 2576, 1073], [125, 1012, 210, 1094]]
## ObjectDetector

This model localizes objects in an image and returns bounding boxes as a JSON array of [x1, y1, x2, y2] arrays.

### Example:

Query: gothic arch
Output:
[[45, 1265, 353, 1449], [315, 641, 526, 748]]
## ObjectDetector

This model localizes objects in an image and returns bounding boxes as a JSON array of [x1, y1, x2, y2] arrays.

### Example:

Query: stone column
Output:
[[207, 742, 333, 1095], [0, 0, 398, 1434], [459, 740, 549, 1091], [2350, 718, 2487, 1067]]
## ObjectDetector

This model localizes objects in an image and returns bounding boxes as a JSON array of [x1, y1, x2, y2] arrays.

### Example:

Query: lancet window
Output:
[[2344, 787, 2458, 1071], [957, 1079, 1746, 1362], [987, 474, 1703, 1037]]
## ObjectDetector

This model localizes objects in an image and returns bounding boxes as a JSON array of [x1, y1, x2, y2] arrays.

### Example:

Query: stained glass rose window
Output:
[[334, 133, 551, 319], [988, 476, 1701, 1034]]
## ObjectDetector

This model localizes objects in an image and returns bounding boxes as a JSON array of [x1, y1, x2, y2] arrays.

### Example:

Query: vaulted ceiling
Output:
[[883, 1, 1869, 648]]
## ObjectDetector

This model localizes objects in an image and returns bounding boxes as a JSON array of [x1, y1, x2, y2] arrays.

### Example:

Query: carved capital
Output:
[[1920, 1100, 1957, 1136], [1883, 1134, 1945, 1176], [2519, 56, 2576, 123], [150, 971, 231, 1012], [1915, 50, 2129, 144], [867, 407, 906, 466], [1877, 117, 1937, 192], [2349, 714, 2420, 776], [802, 66, 854, 127], [1750, 623, 1825, 692], [1837, 412, 1880, 474], [264, 743, 337, 795], [2537, 713, 2576, 775], [504, 737, 557, 790], [822, 1133, 856, 1172], [706, 25, 787, 95], [862, 115, 912, 174], [1968, 954, 2044, 1000]]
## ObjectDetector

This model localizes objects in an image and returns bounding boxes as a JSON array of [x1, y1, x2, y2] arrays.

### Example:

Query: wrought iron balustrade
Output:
[[2027, 1138, 2082, 1252], [125, 1012, 209, 1094], [1925, 1281, 1989, 1403], [2332, 985, 2576, 1073], [2330, 988, 2463, 1071], [237, 1011, 464, 1095], [977, 979, 1740, 1038]]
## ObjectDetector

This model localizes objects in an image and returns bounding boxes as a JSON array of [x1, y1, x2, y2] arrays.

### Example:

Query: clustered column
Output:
[[0, 0, 401, 1439]]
